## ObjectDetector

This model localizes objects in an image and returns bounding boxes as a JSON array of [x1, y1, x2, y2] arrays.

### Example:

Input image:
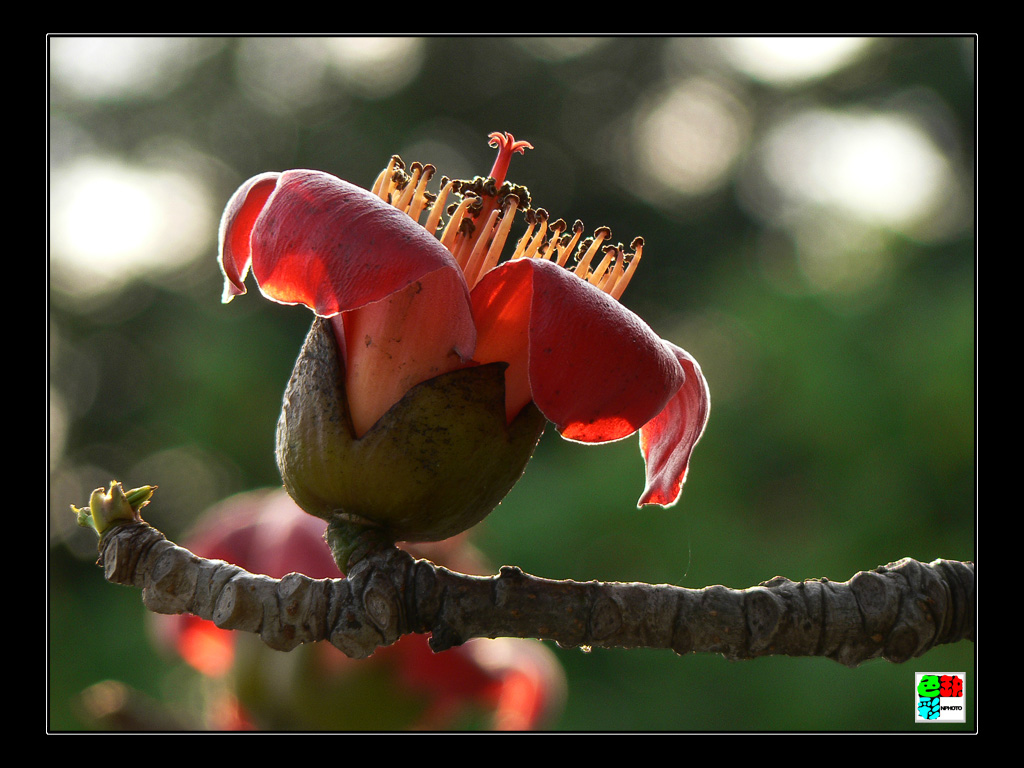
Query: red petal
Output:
[[218, 170, 478, 433], [471, 258, 685, 441], [467, 261, 533, 423], [335, 265, 479, 436], [218, 172, 280, 301], [637, 343, 710, 507], [218, 169, 473, 324]]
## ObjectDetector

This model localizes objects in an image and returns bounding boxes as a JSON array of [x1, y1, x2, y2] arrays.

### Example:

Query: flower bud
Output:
[[276, 318, 547, 542]]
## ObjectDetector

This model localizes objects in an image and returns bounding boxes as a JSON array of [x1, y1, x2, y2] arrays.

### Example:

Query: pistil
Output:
[[487, 132, 534, 187]]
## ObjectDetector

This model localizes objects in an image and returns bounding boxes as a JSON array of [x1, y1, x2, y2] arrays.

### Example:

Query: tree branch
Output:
[[95, 518, 974, 667]]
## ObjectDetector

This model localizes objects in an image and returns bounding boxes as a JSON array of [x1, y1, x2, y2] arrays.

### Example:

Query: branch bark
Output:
[[96, 519, 973, 667]]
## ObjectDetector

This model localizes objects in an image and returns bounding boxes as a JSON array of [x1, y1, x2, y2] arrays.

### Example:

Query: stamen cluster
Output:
[[369, 147, 643, 299]]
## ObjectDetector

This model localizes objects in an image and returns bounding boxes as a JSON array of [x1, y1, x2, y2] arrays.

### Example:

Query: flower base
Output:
[[276, 319, 547, 544]]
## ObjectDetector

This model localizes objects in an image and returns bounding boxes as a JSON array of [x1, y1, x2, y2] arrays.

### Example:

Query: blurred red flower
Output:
[[154, 489, 564, 731]]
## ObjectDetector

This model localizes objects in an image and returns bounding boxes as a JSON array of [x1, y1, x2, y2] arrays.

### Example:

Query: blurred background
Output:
[[49, 35, 975, 731]]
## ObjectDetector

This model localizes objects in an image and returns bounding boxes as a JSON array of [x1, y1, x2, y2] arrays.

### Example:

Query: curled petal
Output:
[[472, 258, 685, 442], [218, 169, 474, 331], [637, 344, 710, 507], [219, 172, 280, 301], [218, 170, 478, 434]]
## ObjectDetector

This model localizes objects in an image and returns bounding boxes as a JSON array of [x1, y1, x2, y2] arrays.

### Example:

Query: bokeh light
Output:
[[738, 105, 966, 295], [49, 37, 220, 100], [715, 37, 874, 86], [758, 109, 955, 227], [630, 77, 751, 199], [513, 37, 611, 62], [321, 37, 426, 98], [49, 156, 214, 298], [234, 37, 426, 112]]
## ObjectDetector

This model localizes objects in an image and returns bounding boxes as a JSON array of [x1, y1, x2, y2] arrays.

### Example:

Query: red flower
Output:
[[219, 133, 709, 539], [155, 489, 565, 730]]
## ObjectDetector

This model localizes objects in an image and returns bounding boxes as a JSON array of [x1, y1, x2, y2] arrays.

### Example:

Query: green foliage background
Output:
[[49, 36, 975, 731]]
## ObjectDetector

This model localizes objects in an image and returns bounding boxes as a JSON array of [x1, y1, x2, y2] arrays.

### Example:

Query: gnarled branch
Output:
[[96, 519, 974, 667]]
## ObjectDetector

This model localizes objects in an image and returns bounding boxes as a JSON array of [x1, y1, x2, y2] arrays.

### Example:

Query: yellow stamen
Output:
[[452, 218, 478, 271], [573, 227, 611, 278], [439, 195, 476, 253], [371, 169, 388, 199], [554, 220, 584, 267], [510, 209, 538, 260], [609, 237, 644, 300], [601, 250, 628, 293], [521, 209, 549, 260], [471, 195, 521, 288], [372, 155, 401, 199], [540, 219, 566, 261], [587, 246, 616, 286], [393, 162, 423, 213], [462, 208, 501, 288], [424, 177, 456, 235], [406, 164, 436, 223]]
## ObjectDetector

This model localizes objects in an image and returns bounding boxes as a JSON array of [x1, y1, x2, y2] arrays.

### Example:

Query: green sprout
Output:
[[71, 482, 156, 536]]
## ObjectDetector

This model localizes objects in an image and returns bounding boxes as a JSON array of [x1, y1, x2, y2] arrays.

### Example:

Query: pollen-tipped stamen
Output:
[[439, 195, 477, 253], [539, 218, 567, 261], [406, 164, 436, 222], [554, 221, 585, 267], [462, 207, 502, 288], [573, 227, 611, 278], [510, 209, 539, 261], [597, 247, 625, 292], [372, 155, 402, 199], [468, 195, 521, 289], [587, 246, 616, 287], [452, 218, 479, 271], [424, 177, 456, 235], [609, 237, 644, 300], [392, 162, 422, 213], [519, 209, 550, 260]]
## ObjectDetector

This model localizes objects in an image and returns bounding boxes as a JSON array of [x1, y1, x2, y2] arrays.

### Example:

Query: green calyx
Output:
[[71, 482, 156, 536], [276, 318, 546, 545]]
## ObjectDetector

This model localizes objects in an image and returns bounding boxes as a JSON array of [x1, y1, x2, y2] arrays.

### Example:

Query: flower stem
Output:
[[325, 515, 396, 574]]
